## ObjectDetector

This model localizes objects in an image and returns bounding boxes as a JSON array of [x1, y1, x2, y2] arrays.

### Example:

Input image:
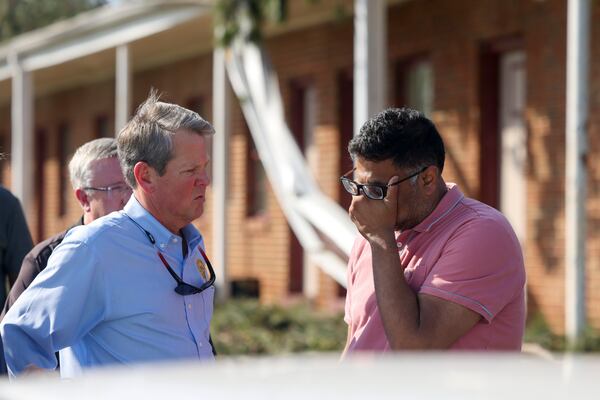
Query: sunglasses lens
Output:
[[342, 179, 359, 195], [363, 186, 384, 200], [175, 283, 198, 296]]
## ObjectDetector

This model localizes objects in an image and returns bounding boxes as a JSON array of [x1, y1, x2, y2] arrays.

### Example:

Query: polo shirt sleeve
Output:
[[419, 217, 525, 322], [0, 239, 107, 376]]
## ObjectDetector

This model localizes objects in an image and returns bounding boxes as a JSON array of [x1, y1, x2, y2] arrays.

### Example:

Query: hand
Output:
[[349, 175, 399, 244], [24, 364, 44, 374]]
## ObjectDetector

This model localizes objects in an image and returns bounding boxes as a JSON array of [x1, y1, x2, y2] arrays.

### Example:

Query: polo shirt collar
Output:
[[411, 183, 464, 233], [123, 195, 202, 249]]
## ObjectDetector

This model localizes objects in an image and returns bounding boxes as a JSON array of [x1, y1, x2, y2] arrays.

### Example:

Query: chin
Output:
[[192, 206, 204, 220]]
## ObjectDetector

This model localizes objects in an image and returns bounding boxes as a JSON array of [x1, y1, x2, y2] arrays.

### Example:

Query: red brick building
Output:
[[0, 0, 598, 335]]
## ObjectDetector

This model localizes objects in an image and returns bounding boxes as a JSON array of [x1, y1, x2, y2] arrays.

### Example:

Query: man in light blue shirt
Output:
[[1, 91, 217, 378]]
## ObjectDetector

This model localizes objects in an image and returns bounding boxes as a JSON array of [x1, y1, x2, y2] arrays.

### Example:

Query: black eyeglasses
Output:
[[340, 166, 428, 200], [156, 246, 216, 296]]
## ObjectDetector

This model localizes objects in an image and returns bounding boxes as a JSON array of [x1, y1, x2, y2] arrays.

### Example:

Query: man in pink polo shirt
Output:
[[341, 108, 525, 353]]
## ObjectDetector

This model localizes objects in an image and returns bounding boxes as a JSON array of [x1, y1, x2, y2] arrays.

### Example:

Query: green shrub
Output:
[[524, 313, 600, 352], [211, 299, 347, 355]]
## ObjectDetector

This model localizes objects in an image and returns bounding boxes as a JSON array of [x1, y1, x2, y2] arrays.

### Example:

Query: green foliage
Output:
[[215, 305, 600, 355], [0, 0, 107, 42], [211, 299, 346, 355], [214, 0, 288, 47], [525, 313, 600, 352], [524, 313, 566, 351], [214, 0, 351, 47]]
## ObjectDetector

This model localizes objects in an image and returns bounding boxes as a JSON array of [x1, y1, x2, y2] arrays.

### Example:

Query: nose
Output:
[[196, 170, 210, 187]]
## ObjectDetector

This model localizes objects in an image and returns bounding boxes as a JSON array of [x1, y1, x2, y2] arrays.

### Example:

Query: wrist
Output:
[[366, 232, 397, 250]]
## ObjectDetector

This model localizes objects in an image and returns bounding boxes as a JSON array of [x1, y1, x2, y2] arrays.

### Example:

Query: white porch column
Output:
[[9, 53, 34, 215], [115, 44, 131, 134], [565, 0, 590, 348], [212, 47, 230, 299], [353, 0, 387, 136]]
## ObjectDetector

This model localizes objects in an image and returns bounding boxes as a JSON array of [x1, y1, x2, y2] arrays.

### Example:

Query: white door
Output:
[[499, 51, 527, 244]]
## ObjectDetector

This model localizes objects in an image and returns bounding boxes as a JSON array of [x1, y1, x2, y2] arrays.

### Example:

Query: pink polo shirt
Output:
[[344, 184, 526, 352]]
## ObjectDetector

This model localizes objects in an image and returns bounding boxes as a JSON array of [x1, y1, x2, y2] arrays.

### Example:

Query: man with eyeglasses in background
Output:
[[1, 137, 131, 320], [341, 108, 525, 355], [0, 137, 130, 375], [1, 92, 216, 378]]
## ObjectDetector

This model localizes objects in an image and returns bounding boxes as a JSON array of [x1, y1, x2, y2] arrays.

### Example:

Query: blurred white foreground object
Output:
[[1, 353, 599, 399]]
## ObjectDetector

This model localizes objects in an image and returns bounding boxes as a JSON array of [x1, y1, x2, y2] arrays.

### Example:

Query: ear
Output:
[[420, 166, 437, 194], [74, 188, 92, 213], [133, 161, 157, 194]]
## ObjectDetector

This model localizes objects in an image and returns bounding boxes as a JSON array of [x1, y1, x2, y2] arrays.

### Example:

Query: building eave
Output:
[[0, 0, 214, 79]]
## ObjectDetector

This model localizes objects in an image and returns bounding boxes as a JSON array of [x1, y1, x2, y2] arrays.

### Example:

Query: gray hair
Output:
[[117, 90, 215, 188], [69, 137, 118, 189]]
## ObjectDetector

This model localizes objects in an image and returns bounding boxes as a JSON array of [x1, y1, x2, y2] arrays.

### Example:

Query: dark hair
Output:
[[348, 107, 445, 172]]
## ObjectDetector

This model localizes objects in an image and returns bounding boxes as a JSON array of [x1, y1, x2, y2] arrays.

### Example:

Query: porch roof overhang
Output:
[[0, 1, 215, 105], [0, 0, 411, 106]]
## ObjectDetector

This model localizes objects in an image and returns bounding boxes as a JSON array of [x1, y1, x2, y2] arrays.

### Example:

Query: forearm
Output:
[[369, 235, 428, 350]]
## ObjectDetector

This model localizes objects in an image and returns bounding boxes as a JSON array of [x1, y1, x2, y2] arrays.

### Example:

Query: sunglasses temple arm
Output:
[[202, 260, 217, 289], [157, 252, 183, 283]]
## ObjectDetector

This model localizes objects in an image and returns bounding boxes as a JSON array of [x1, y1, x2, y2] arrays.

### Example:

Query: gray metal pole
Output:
[[353, 0, 387, 137], [565, 0, 590, 348], [9, 52, 34, 216], [115, 44, 131, 135], [212, 47, 230, 300]]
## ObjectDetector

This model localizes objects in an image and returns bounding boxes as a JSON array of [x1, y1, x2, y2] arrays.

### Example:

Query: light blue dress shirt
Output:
[[0, 196, 215, 378]]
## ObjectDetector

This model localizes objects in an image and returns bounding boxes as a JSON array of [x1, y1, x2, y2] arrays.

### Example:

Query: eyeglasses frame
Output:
[[82, 183, 132, 196], [340, 166, 429, 200]]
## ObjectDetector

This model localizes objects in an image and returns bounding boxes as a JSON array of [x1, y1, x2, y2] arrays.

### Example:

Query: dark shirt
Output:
[[1, 218, 82, 320], [0, 186, 33, 306]]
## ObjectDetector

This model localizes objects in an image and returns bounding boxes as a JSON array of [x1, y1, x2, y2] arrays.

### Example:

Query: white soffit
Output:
[[0, 1, 212, 78]]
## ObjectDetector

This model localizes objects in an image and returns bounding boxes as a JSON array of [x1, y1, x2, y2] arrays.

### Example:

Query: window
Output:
[[57, 124, 70, 217], [290, 79, 318, 172], [288, 77, 317, 294], [396, 57, 434, 116], [95, 115, 111, 138], [246, 125, 267, 216], [35, 128, 47, 240], [337, 69, 354, 212], [186, 96, 204, 115]]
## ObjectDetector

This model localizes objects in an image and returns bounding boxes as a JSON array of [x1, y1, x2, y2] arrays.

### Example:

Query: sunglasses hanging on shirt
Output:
[[122, 212, 216, 296]]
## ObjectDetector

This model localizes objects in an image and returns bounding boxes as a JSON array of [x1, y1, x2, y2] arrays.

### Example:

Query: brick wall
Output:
[[3, 0, 600, 333]]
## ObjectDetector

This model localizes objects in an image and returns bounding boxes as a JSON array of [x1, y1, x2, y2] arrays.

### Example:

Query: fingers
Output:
[[349, 195, 369, 228], [385, 176, 400, 203]]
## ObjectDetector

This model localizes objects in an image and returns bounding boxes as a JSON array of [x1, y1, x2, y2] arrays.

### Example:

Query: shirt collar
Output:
[[411, 183, 464, 233], [123, 195, 203, 249]]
